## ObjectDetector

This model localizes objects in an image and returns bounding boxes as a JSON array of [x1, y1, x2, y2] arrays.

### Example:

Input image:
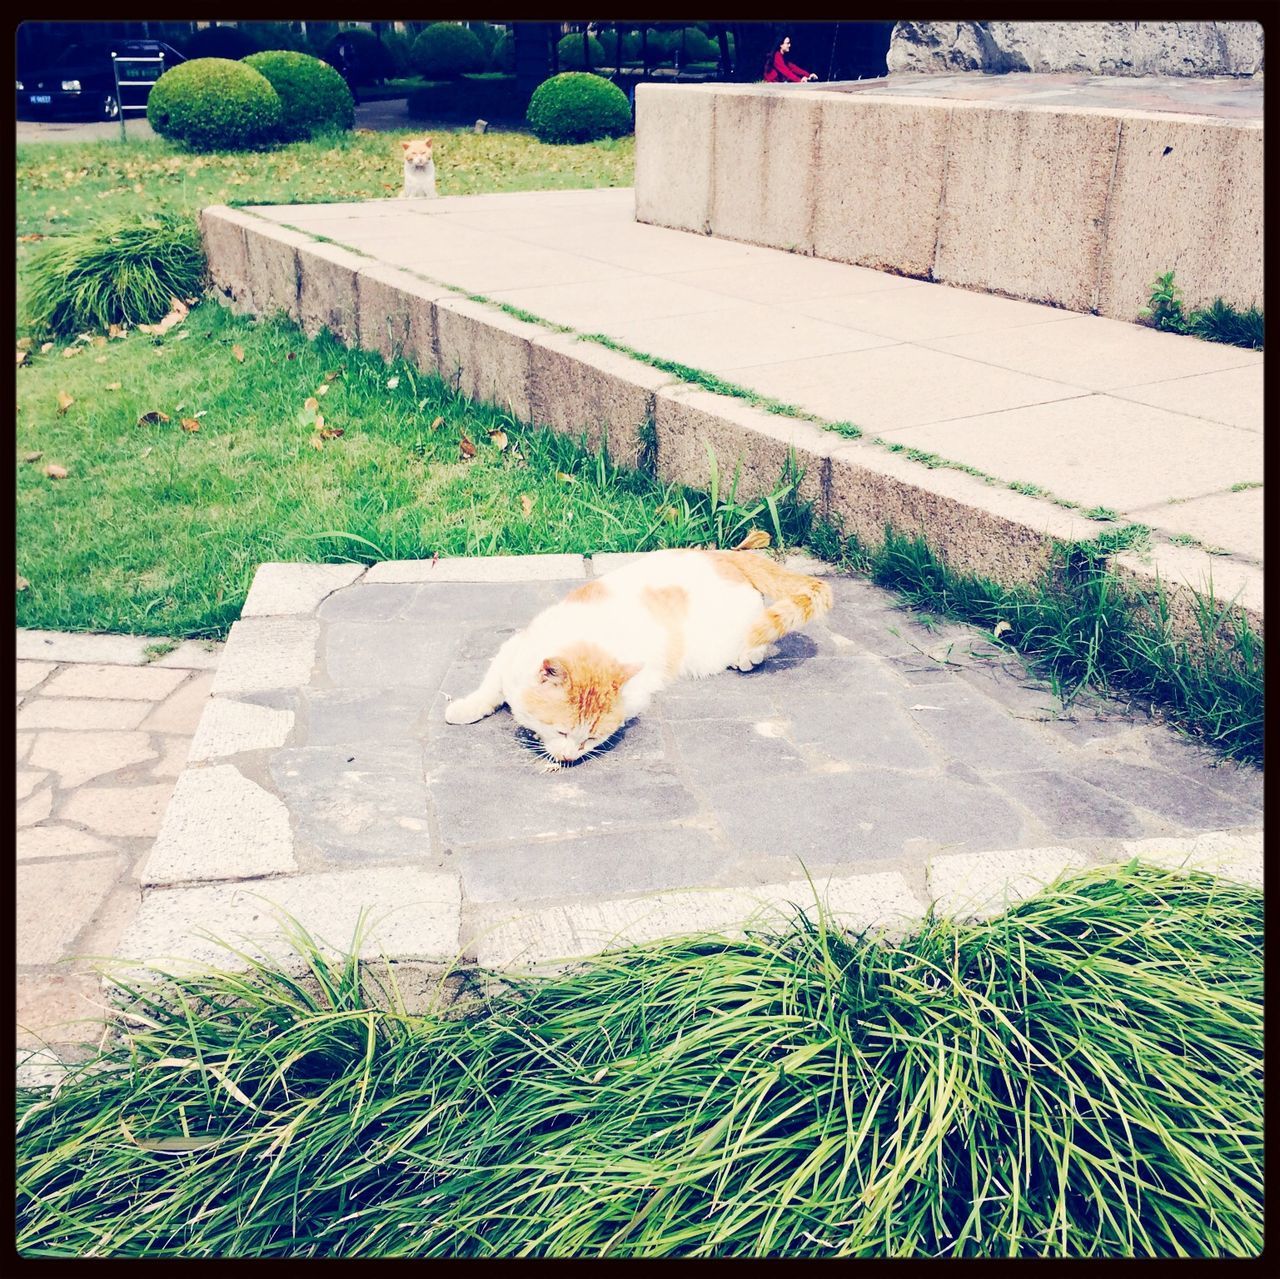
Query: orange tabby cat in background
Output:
[[445, 536, 833, 766], [401, 137, 437, 198]]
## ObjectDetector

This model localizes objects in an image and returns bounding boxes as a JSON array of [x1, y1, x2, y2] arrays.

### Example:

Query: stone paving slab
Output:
[[222, 193, 1261, 601], [108, 557, 1261, 981]]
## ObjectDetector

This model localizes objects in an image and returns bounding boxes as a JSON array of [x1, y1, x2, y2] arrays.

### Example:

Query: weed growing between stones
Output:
[[15, 865, 1263, 1257], [1139, 271, 1263, 349], [814, 522, 1262, 765]]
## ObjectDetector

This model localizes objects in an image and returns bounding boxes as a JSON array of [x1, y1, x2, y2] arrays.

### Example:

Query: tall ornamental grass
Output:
[[16, 864, 1262, 1258], [22, 210, 205, 337]]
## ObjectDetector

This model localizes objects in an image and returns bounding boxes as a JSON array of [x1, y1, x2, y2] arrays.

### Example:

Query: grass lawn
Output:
[[15, 865, 1264, 1257], [15, 128, 741, 639]]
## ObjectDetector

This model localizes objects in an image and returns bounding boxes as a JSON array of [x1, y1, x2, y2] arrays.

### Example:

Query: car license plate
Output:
[[30, 94, 52, 104]]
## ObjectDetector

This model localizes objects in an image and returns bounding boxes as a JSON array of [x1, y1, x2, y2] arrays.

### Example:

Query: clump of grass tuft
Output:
[[22, 210, 206, 337], [1139, 271, 1263, 350], [15, 864, 1262, 1257]]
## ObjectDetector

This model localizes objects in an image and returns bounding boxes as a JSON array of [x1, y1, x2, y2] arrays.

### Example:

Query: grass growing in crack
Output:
[[1139, 271, 1263, 350], [839, 526, 1263, 764], [15, 864, 1263, 1258]]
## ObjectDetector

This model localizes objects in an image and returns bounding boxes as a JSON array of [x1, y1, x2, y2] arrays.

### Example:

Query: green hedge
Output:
[[242, 51, 354, 141], [527, 72, 632, 144], [556, 33, 606, 70], [406, 73, 528, 123], [411, 23, 486, 78], [322, 27, 394, 84], [146, 58, 281, 152], [490, 31, 515, 73]]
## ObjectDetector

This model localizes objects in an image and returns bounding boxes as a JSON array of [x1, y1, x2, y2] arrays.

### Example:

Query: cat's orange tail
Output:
[[733, 529, 771, 551], [711, 550, 833, 646]]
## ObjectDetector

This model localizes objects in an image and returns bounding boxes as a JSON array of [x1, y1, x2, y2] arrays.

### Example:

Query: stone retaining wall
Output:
[[634, 83, 1263, 319]]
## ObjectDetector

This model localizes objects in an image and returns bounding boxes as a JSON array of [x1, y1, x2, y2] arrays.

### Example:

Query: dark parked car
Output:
[[17, 39, 185, 121]]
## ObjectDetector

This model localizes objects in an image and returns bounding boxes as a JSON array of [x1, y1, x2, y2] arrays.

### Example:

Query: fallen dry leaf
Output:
[[40, 342, 54, 354], [993, 620, 1012, 640], [520, 494, 536, 517], [181, 418, 200, 433], [488, 429, 508, 451], [16, 574, 29, 592], [231, 344, 245, 363], [105, 382, 122, 391], [315, 383, 329, 397], [56, 391, 74, 415], [429, 416, 445, 432], [44, 463, 68, 479], [556, 471, 577, 485], [91, 335, 107, 348], [304, 396, 319, 412], [386, 376, 400, 390], [138, 410, 170, 426], [137, 298, 188, 336], [61, 346, 79, 359], [310, 434, 325, 451], [16, 350, 27, 366], [17, 233, 42, 243], [94, 355, 108, 364], [16, 337, 33, 351], [459, 434, 477, 461], [23, 451, 42, 463], [140, 446, 153, 459], [314, 413, 325, 432], [323, 369, 341, 383], [318, 426, 344, 440], [108, 323, 126, 339]]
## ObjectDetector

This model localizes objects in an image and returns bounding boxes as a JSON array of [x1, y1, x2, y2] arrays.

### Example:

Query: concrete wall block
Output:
[[529, 333, 676, 470], [710, 89, 821, 252], [198, 206, 255, 312], [933, 103, 1120, 311], [357, 262, 445, 369], [825, 439, 1092, 587], [811, 95, 951, 277], [653, 387, 832, 512], [434, 296, 543, 423], [634, 84, 716, 233], [1097, 117, 1262, 320], [297, 241, 365, 345], [241, 220, 314, 322]]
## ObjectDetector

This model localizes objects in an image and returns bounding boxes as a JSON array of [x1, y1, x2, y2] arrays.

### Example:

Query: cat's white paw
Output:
[[444, 697, 485, 725], [731, 645, 770, 672]]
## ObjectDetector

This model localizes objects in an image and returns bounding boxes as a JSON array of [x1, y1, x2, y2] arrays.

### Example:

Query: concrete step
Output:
[[199, 193, 1262, 643]]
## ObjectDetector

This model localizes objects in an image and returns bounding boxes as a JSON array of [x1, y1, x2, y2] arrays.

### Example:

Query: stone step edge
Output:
[[198, 205, 1263, 645]]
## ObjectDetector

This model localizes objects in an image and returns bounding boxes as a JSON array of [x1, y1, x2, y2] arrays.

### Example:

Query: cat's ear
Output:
[[400, 140, 412, 151], [616, 662, 642, 687], [539, 657, 566, 685], [422, 135, 432, 146]]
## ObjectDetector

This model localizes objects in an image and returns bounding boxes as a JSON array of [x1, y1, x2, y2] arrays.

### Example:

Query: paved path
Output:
[[250, 189, 1263, 575], [105, 555, 1261, 984], [16, 633, 221, 1061]]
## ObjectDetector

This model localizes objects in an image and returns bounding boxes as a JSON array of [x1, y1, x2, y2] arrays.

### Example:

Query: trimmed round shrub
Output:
[[597, 29, 641, 65], [556, 33, 606, 70], [677, 27, 719, 62], [242, 51, 354, 141], [643, 29, 677, 65], [411, 23, 486, 79], [147, 58, 282, 152], [182, 25, 260, 61], [380, 30, 416, 77], [23, 210, 205, 336], [468, 23, 504, 57], [490, 31, 515, 73], [526, 72, 631, 144], [322, 27, 393, 84]]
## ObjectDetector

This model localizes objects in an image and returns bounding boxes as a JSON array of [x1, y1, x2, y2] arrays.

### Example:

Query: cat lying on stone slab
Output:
[[444, 534, 833, 766]]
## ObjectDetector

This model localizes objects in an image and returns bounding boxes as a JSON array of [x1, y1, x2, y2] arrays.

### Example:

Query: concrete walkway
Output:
[[16, 633, 221, 1062], [240, 189, 1263, 599]]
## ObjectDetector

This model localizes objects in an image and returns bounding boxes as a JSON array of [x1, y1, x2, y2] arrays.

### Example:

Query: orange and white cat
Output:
[[401, 137, 437, 198], [444, 543, 833, 764]]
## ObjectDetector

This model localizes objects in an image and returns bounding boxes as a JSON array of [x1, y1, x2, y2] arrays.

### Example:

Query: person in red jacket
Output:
[[762, 35, 818, 83]]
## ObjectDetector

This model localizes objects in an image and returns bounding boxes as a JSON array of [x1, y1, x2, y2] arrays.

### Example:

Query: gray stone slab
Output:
[[1121, 828, 1263, 889], [429, 757, 699, 850], [304, 687, 434, 748], [141, 764, 296, 887], [187, 699, 295, 762], [991, 770, 1146, 839], [456, 826, 734, 904], [114, 868, 462, 977], [399, 579, 573, 627], [1074, 758, 1259, 829], [16, 629, 152, 666], [365, 555, 587, 584], [321, 621, 458, 690], [212, 618, 319, 695], [241, 562, 366, 618], [316, 582, 417, 623], [780, 687, 939, 771], [903, 687, 1068, 773], [706, 770, 1027, 866], [668, 717, 812, 782], [271, 745, 434, 862]]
